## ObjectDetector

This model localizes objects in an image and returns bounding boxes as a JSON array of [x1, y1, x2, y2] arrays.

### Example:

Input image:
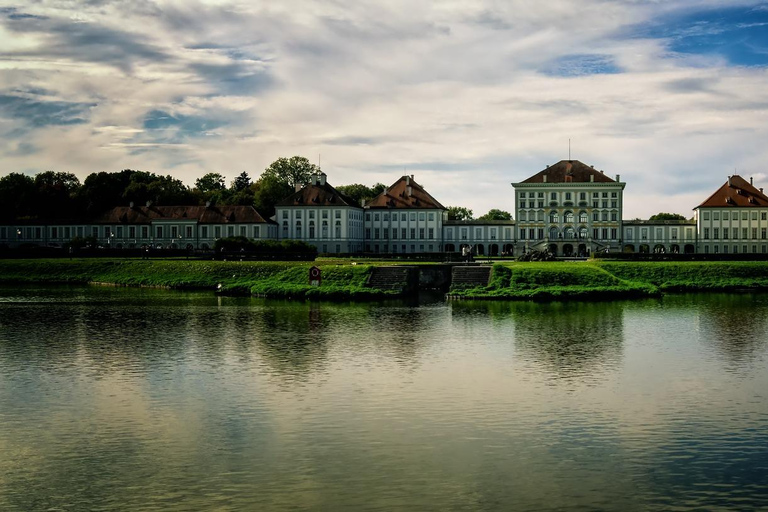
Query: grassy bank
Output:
[[449, 260, 768, 300], [0, 259, 398, 300]]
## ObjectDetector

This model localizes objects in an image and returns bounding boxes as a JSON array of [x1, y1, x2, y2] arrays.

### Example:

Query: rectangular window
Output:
[[704, 228, 709, 239], [374, 213, 379, 221], [611, 192, 617, 198], [537, 228, 544, 239], [410, 213, 416, 221], [254, 226, 260, 238], [282, 210, 288, 219], [611, 201, 617, 208], [365, 213, 370, 221], [579, 192, 586, 200], [171, 226, 178, 238], [156, 226, 163, 238], [383, 228, 388, 239], [142, 226, 149, 238], [215, 226, 221, 238], [419, 213, 425, 221], [703, 211, 710, 220], [116, 227, 123, 238], [593, 228, 599, 239], [365, 228, 371, 239], [240, 226, 246, 237], [310, 211, 315, 219], [187, 226, 193, 238], [129, 226, 136, 238], [296, 211, 302, 219], [374, 228, 380, 238], [743, 228, 748, 239], [565, 192, 572, 200], [611, 212, 617, 221], [428, 228, 434, 239], [602, 228, 608, 239], [593, 212, 599, 221], [550, 192, 557, 200], [602, 192, 608, 198], [490, 229, 496, 240], [201, 226, 208, 238], [428, 213, 435, 221], [626, 229, 633, 240], [401, 213, 406, 221], [714, 228, 719, 239], [671, 228, 678, 240], [714, 212, 720, 220], [410, 228, 416, 239], [592, 201, 598, 209], [762, 212, 767, 221], [227, 226, 234, 237], [520, 229, 526, 240], [752, 211, 757, 220], [392, 228, 398, 239], [402, 228, 407, 239], [723, 228, 729, 239], [77, 227, 84, 238], [419, 228, 425, 239], [762, 228, 767, 239], [602, 201, 608, 208], [723, 212, 729, 221], [461, 228, 468, 240], [104, 226, 111, 238], [335, 210, 341, 219], [322, 210, 328, 219], [742, 211, 748, 220], [610, 228, 617, 240], [753, 228, 758, 240], [641, 229, 648, 240], [520, 201, 526, 208]]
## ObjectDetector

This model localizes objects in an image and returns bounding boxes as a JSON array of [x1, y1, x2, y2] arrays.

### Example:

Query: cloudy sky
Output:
[[1, 0, 767, 218]]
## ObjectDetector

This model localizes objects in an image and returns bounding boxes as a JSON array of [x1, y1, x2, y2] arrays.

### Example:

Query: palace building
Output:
[[3, 161, 768, 256]]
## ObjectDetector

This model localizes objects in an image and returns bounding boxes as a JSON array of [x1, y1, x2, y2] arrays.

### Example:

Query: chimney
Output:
[[590, 175, 594, 183], [405, 175, 410, 185], [318, 172, 326, 186], [600, 170, 604, 174], [410, 174, 414, 182], [406, 185, 412, 197], [728, 176, 732, 187], [129, 201, 134, 208], [543, 175, 547, 183], [750, 177, 754, 186], [761, 188, 764, 194], [310, 174, 318, 186], [616, 174, 620, 182]]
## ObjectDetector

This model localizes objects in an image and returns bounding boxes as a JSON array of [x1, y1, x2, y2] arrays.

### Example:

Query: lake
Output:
[[0, 286, 767, 511]]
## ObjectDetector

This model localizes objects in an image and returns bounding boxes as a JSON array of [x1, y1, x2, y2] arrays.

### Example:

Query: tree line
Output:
[[0, 154, 506, 222]]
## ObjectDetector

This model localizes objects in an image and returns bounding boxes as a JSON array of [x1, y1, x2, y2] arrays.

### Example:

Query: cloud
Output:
[[1, 1, 768, 218]]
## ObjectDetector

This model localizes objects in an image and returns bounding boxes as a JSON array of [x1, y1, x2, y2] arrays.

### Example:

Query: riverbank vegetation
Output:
[[1, 259, 767, 301], [0, 259, 399, 300]]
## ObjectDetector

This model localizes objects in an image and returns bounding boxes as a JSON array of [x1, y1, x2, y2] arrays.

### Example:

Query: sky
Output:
[[1, 0, 768, 219]]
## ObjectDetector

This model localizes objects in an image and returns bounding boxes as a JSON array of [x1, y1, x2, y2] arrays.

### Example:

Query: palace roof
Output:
[[366, 175, 446, 210], [697, 175, 768, 208], [518, 160, 617, 184], [276, 181, 359, 208], [93, 205, 272, 224]]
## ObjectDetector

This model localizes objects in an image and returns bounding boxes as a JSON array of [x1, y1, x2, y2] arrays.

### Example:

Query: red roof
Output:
[[366, 176, 445, 210], [697, 175, 768, 208], [520, 160, 616, 184], [93, 205, 272, 224], [276, 182, 359, 208]]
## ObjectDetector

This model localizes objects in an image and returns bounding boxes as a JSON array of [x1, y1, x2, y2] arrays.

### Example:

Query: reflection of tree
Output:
[[697, 294, 768, 371], [510, 301, 624, 383]]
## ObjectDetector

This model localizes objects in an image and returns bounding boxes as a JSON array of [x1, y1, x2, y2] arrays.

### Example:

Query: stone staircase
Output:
[[366, 266, 415, 293], [451, 265, 492, 289]]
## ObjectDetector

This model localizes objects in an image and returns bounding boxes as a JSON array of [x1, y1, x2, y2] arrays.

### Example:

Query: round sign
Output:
[[310, 267, 321, 278]]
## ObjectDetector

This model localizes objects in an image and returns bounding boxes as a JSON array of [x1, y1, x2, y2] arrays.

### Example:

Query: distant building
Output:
[[695, 175, 768, 255], [363, 175, 445, 254], [274, 171, 364, 254], [2, 163, 768, 257], [511, 160, 625, 256]]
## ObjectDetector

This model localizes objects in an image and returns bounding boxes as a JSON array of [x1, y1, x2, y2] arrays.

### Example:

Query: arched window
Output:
[[549, 226, 559, 239], [579, 227, 588, 239], [549, 211, 559, 223], [579, 211, 588, 224], [564, 227, 575, 239], [520, 211, 527, 221], [564, 211, 574, 223]]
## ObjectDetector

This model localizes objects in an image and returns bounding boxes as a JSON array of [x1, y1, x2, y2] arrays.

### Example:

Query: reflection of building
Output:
[[3, 165, 768, 256]]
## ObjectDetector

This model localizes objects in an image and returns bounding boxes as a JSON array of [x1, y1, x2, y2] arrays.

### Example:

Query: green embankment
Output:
[[0, 259, 396, 300], [449, 260, 768, 300]]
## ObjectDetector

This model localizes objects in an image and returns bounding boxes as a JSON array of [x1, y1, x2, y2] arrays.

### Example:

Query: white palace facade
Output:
[[2, 159, 768, 256]]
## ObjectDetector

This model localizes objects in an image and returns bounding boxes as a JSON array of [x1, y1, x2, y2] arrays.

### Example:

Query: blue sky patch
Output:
[[542, 54, 621, 77], [0, 94, 93, 128], [634, 4, 768, 66], [142, 110, 226, 143]]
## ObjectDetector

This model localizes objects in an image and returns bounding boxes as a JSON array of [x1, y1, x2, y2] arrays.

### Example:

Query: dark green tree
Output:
[[447, 206, 473, 221], [477, 209, 512, 221], [232, 171, 252, 192], [0, 172, 37, 220], [262, 156, 319, 189], [252, 175, 293, 218], [195, 172, 226, 193], [648, 212, 687, 221]]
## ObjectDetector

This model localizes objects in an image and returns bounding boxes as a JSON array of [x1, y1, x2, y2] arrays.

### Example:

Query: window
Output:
[[490, 229, 496, 240], [214, 226, 221, 238], [579, 212, 587, 223], [602, 192, 608, 198], [129, 226, 136, 238], [602, 212, 608, 221], [374, 213, 379, 221], [186, 226, 193, 238], [565, 192, 572, 201], [656, 228, 662, 240], [419, 228, 425, 239], [641, 228, 648, 240], [762, 212, 767, 221], [529, 228, 535, 239], [520, 211, 527, 221], [366, 213, 371, 221], [429, 228, 434, 238], [365, 228, 371, 239], [335, 221, 341, 238], [593, 212, 599, 221], [611, 192, 617, 198], [714, 212, 720, 220], [282, 222, 288, 237], [296, 211, 302, 219], [402, 228, 407, 239], [520, 201, 526, 209], [593, 228, 599, 239], [336, 210, 341, 219], [254, 226, 260, 238], [401, 213, 406, 221], [51, 227, 58, 239], [322, 221, 328, 238], [752, 212, 758, 221], [374, 228, 380, 239], [611, 212, 617, 221], [602, 201, 608, 208], [610, 228, 617, 239], [753, 228, 758, 240], [626, 229, 633, 240], [419, 213, 425, 221], [310, 211, 315, 219], [309, 222, 315, 238], [410, 213, 416, 221], [227, 226, 234, 237], [393, 228, 398, 239], [579, 192, 586, 200], [520, 229, 526, 240], [296, 222, 302, 237], [410, 228, 416, 239], [282, 210, 288, 219], [602, 228, 608, 239], [704, 228, 710, 239], [742, 211, 748, 220], [723, 228, 729, 239], [429, 213, 435, 221], [723, 212, 729, 221], [611, 201, 617, 208], [538, 192, 544, 198], [549, 211, 559, 223], [703, 212, 710, 220], [592, 201, 599, 208], [714, 228, 719, 239], [461, 228, 468, 240], [550, 192, 557, 200], [565, 211, 574, 223], [156, 226, 163, 238], [475, 228, 481, 239], [142, 226, 149, 238]]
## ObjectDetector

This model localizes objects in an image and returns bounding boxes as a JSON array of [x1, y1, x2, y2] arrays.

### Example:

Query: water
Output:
[[0, 286, 767, 511]]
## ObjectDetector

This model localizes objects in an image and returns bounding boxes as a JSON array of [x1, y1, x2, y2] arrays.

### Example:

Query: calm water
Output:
[[0, 286, 767, 511]]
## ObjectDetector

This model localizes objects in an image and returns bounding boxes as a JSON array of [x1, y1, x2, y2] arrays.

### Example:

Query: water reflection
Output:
[[0, 287, 767, 511]]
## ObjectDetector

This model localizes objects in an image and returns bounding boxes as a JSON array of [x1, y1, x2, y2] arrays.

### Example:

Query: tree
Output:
[[335, 182, 388, 205], [447, 206, 473, 221], [648, 212, 687, 221], [34, 171, 81, 219], [262, 156, 319, 189], [232, 171, 252, 192], [477, 209, 512, 221], [252, 175, 293, 218], [195, 173, 226, 193], [0, 172, 37, 221]]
